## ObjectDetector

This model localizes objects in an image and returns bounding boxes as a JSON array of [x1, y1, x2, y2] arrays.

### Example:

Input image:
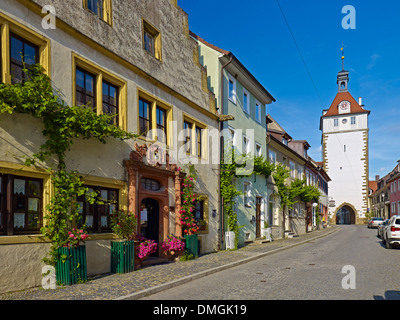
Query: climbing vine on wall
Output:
[[0, 64, 137, 265], [221, 146, 275, 249]]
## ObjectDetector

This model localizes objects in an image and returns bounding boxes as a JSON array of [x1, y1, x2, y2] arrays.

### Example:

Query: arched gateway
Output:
[[335, 203, 357, 225]]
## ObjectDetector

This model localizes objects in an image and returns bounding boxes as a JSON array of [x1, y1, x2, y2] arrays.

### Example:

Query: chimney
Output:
[[375, 175, 380, 181], [359, 97, 365, 109]]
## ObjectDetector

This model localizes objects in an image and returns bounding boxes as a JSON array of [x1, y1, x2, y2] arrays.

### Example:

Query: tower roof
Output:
[[321, 91, 370, 118]]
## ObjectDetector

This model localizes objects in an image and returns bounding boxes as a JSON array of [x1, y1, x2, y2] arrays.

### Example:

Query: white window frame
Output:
[[289, 161, 295, 178], [243, 87, 250, 114], [334, 118, 338, 127], [255, 142, 262, 157], [268, 150, 276, 164], [242, 134, 250, 155], [351, 116, 356, 125], [228, 73, 237, 104], [255, 99, 261, 123], [227, 126, 236, 147], [244, 181, 252, 207], [297, 165, 303, 179], [398, 201, 400, 215]]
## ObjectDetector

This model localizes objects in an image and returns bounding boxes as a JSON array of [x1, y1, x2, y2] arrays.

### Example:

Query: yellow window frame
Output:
[[137, 88, 173, 146], [82, 0, 113, 26], [182, 113, 208, 160], [0, 12, 50, 84], [72, 53, 127, 131], [142, 19, 162, 61]]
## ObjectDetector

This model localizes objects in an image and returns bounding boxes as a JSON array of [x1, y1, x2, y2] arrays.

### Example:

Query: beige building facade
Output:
[[0, 0, 220, 294]]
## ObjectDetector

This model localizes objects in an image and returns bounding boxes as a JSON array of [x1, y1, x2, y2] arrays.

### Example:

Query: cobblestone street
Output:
[[1, 226, 338, 300]]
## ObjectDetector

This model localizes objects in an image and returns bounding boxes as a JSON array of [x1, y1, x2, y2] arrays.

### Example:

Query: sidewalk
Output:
[[0, 225, 339, 300]]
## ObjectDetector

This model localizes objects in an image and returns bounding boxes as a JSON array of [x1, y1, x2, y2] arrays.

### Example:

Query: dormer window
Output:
[[282, 137, 288, 146]]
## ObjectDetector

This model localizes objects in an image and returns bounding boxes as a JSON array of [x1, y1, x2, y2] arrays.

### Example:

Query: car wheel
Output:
[[377, 231, 380, 238], [385, 237, 392, 249], [382, 236, 386, 245]]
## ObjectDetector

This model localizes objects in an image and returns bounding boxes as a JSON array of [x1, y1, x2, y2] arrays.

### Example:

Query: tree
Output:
[[272, 164, 321, 236]]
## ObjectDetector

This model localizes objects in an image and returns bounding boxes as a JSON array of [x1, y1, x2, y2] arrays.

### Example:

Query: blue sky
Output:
[[178, 0, 400, 181]]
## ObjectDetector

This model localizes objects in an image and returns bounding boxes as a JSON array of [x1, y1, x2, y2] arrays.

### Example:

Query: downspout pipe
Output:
[[219, 53, 233, 250]]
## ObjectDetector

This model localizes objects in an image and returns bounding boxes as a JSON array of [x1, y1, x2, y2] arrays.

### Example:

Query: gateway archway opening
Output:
[[336, 205, 356, 225]]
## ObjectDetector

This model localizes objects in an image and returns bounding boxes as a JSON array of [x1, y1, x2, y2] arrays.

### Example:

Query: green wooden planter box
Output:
[[111, 240, 135, 273], [56, 245, 87, 286], [184, 234, 199, 258]]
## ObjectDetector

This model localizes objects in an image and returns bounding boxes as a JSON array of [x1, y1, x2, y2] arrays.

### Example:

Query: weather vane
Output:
[[341, 45, 345, 70]]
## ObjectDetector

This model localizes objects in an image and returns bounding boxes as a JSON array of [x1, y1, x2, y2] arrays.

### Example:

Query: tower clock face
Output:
[[338, 100, 351, 114]]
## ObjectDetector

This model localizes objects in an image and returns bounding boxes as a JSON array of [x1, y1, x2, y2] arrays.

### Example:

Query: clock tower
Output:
[[320, 68, 370, 224]]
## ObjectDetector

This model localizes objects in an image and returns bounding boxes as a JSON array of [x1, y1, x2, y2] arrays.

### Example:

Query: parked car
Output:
[[382, 215, 400, 249], [377, 219, 389, 238], [368, 217, 384, 228]]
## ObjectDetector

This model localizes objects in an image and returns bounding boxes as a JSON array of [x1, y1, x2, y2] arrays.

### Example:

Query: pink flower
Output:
[[69, 234, 74, 238]]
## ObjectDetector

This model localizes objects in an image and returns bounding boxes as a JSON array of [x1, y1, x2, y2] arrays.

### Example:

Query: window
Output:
[[10, 33, 39, 84], [102, 80, 119, 125], [137, 90, 172, 144], [255, 101, 261, 123], [243, 135, 250, 155], [392, 202, 396, 215], [141, 178, 161, 191], [77, 186, 118, 233], [184, 121, 192, 154], [0, 14, 50, 84], [344, 145, 346, 152], [244, 182, 251, 207], [144, 30, 154, 56], [398, 179, 400, 192], [142, 20, 161, 60], [182, 116, 207, 158], [351, 116, 356, 125], [76, 67, 96, 109], [282, 137, 288, 146], [193, 195, 208, 233], [334, 119, 339, 127], [268, 150, 276, 164], [0, 174, 43, 235], [156, 107, 167, 143], [255, 143, 262, 157], [73, 55, 127, 130], [268, 201, 273, 226], [298, 166, 303, 179], [243, 88, 249, 113], [84, 0, 112, 24], [139, 98, 152, 136], [227, 126, 236, 148], [289, 161, 295, 178], [228, 73, 236, 103], [398, 202, 400, 215], [195, 127, 203, 158]]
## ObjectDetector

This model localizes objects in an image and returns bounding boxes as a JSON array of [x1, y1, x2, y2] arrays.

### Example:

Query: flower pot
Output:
[[184, 234, 199, 258], [56, 245, 87, 286], [111, 240, 135, 274]]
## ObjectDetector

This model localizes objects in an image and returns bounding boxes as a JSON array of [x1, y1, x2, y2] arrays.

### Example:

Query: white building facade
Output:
[[320, 69, 370, 224]]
